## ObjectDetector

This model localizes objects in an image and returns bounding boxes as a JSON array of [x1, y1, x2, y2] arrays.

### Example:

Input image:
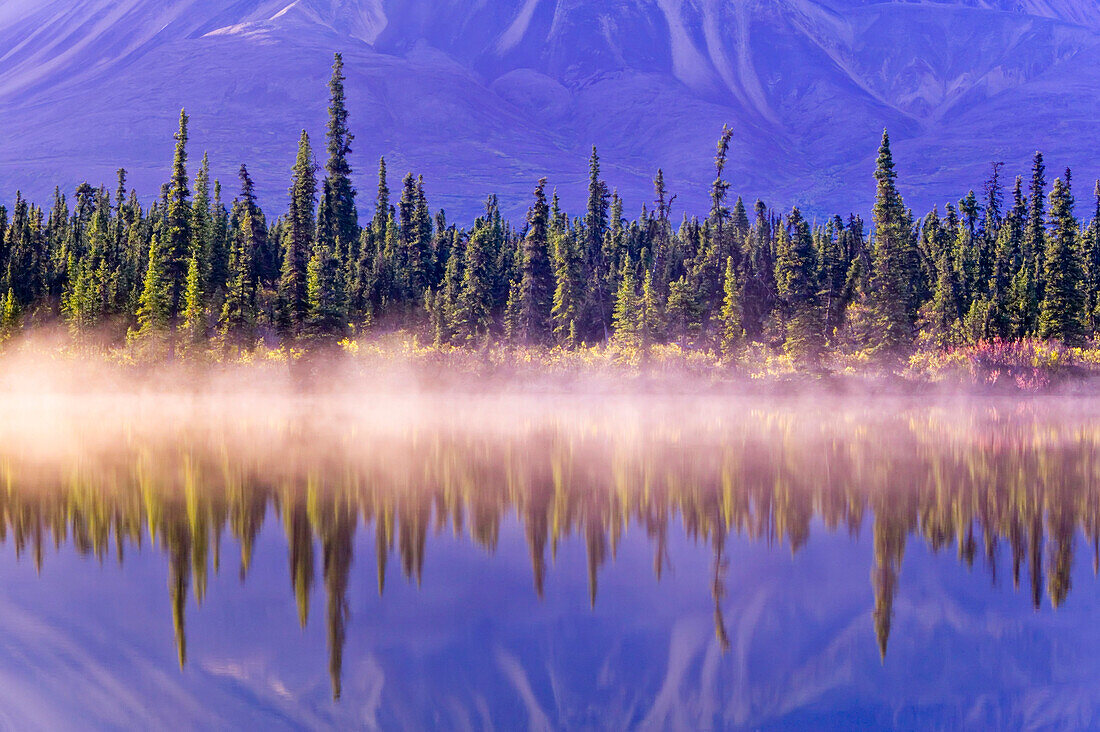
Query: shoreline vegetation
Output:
[[4, 331, 1100, 396], [2, 54, 1100, 393]]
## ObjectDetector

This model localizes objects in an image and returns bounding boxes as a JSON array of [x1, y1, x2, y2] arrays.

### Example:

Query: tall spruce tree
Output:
[[237, 165, 274, 287], [516, 178, 553, 344], [136, 231, 172, 340], [191, 153, 212, 283], [1016, 151, 1047, 334], [928, 238, 961, 346], [279, 131, 317, 336], [708, 127, 734, 246], [639, 267, 662, 354], [373, 157, 390, 237], [324, 53, 358, 264], [181, 247, 205, 346], [219, 209, 258, 353], [455, 222, 494, 342], [583, 146, 610, 338], [163, 110, 192, 322], [551, 226, 583, 346], [1038, 177, 1084, 342], [308, 180, 347, 340], [398, 173, 429, 300], [775, 208, 823, 364], [867, 130, 916, 359], [719, 255, 742, 359], [1084, 180, 1100, 333], [611, 254, 639, 350]]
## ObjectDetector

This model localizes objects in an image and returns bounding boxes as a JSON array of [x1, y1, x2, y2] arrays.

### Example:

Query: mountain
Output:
[[1, 0, 1099, 221]]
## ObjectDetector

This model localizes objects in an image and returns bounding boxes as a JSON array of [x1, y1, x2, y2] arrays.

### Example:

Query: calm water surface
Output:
[[1, 393, 1099, 729]]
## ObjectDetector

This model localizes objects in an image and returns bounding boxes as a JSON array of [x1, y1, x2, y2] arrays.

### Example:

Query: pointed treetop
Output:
[[715, 124, 733, 177], [875, 129, 895, 185]]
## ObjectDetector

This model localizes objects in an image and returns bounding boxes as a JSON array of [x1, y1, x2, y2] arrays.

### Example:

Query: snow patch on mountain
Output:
[[1, 0, 1099, 222], [496, 0, 542, 53]]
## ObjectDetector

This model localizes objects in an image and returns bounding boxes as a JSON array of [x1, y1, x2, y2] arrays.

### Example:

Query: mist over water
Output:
[[3, 359, 1100, 727]]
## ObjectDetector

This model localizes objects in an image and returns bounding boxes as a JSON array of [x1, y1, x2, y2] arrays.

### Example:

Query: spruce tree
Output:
[[867, 130, 916, 360], [582, 146, 610, 338], [373, 157, 390, 237], [455, 223, 493, 342], [438, 233, 465, 344], [710, 125, 734, 256], [279, 131, 317, 336], [1081, 180, 1100, 334], [928, 241, 961, 346], [1017, 151, 1047, 334], [551, 226, 583, 346], [181, 248, 205, 346], [666, 274, 700, 349], [308, 180, 347, 340], [775, 208, 823, 364], [517, 178, 554, 344], [324, 52, 358, 263], [1038, 177, 1084, 342], [719, 255, 742, 359], [136, 231, 172, 340], [208, 179, 230, 303], [611, 254, 639, 350], [398, 173, 429, 300], [164, 110, 192, 321], [219, 210, 258, 353], [740, 200, 776, 340], [63, 192, 111, 337], [639, 268, 662, 354], [236, 165, 273, 286], [191, 153, 212, 283], [0, 288, 18, 342], [416, 177, 435, 285]]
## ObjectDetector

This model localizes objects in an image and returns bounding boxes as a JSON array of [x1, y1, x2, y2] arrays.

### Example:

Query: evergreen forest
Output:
[[2, 53, 1099, 371]]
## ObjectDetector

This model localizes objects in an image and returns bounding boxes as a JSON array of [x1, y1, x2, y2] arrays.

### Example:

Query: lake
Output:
[[0, 392, 1098, 729]]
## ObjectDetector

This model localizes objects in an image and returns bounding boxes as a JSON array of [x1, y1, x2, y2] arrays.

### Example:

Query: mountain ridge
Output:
[[1, 0, 1099, 221]]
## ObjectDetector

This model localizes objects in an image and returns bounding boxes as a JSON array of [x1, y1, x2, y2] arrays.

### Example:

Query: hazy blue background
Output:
[[1, 0, 1099, 221]]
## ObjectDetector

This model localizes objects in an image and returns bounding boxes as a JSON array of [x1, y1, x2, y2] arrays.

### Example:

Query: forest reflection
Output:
[[1, 395, 1099, 701]]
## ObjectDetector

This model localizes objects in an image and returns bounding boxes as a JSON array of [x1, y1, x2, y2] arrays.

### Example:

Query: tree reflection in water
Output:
[[0, 395, 1098, 699]]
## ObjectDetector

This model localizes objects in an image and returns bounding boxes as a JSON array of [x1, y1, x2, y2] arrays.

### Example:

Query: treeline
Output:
[[1, 53, 1099, 363]]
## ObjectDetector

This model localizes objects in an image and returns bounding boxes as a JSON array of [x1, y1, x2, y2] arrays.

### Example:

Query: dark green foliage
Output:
[[582, 146, 611, 339], [611, 254, 639, 349], [719, 256, 741, 358], [279, 131, 317, 336], [666, 274, 701, 348], [775, 208, 823, 364], [219, 208, 258, 352], [454, 222, 494, 343], [308, 180, 347, 340], [164, 110, 192, 321], [1038, 178, 1084, 343], [4, 73, 1098, 367], [137, 232, 172, 337], [398, 173, 431, 301], [867, 130, 917, 360], [710, 125, 734, 241], [1083, 181, 1100, 334], [324, 53, 358, 263], [516, 178, 554, 345], [740, 200, 776, 340], [927, 234, 962, 346], [551, 224, 583, 346]]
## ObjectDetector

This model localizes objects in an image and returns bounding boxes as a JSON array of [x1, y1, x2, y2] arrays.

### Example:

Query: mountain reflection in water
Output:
[[1, 393, 1099, 727]]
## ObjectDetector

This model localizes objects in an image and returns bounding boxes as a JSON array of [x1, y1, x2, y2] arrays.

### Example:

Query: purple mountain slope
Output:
[[1, 0, 1099, 221]]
